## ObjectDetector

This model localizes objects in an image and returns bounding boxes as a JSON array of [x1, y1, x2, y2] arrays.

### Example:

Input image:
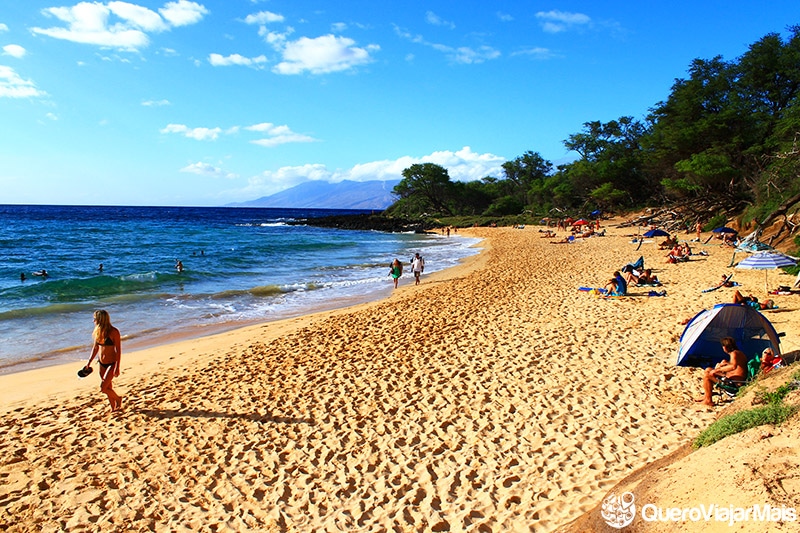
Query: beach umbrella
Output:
[[573, 219, 589, 226], [643, 228, 670, 238], [736, 251, 797, 292], [712, 227, 737, 234]]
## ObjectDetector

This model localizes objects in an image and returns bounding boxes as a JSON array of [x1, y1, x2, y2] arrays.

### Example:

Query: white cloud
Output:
[[535, 10, 591, 33], [208, 53, 267, 67], [110, 1, 168, 32], [240, 146, 505, 198], [180, 162, 238, 180], [142, 98, 170, 106], [251, 132, 316, 147], [160, 123, 222, 140], [244, 10, 284, 25], [0, 23, 9, 32], [245, 122, 317, 146], [31, 1, 208, 51], [0, 65, 47, 98], [159, 0, 208, 27], [2, 44, 26, 58], [160, 121, 317, 146], [497, 12, 513, 22], [511, 47, 555, 60], [433, 44, 500, 64], [425, 11, 455, 29], [394, 25, 499, 65], [273, 34, 379, 75]]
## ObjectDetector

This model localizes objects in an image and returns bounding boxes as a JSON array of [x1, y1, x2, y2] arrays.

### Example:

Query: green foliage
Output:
[[695, 369, 800, 448], [693, 403, 798, 448], [436, 214, 538, 228], [589, 182, 627, 209], [483, 195, 524, 217], [704, 213, 728, 231], [660, 177, 703, 196], [674, 152, 740, 192]]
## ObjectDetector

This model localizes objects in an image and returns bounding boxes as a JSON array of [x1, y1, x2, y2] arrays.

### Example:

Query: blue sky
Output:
[[1, 1, 798, 206]]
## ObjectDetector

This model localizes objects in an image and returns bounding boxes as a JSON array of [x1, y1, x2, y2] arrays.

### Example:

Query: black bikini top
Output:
[[97, 336, 114, 346]]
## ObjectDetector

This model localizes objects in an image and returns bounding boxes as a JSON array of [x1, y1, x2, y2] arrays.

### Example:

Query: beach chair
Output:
[[621, 256, 644, 272]]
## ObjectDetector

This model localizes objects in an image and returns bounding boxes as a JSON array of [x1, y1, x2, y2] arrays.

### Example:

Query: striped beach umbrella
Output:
[[736, 251, 797, 292]]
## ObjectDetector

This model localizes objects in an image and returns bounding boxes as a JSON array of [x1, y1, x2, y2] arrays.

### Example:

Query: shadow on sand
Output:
[[137, 408, 314, 425]]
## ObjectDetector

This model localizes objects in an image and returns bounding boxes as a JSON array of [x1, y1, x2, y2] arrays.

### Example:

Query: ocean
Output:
[[0, 205, 481, 374]]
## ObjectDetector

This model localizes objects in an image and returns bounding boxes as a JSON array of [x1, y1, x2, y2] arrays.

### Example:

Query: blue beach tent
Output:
[[677, 303, 781, 368]]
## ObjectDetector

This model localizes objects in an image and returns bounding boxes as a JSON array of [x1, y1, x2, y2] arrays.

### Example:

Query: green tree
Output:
[[392, 163, 455, 215], [561, 117, 649, 206], [500, 151, 553, 207], [644, 56, 748, 200]]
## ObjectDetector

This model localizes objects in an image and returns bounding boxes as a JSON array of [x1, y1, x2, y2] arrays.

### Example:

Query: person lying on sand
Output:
[[733, 290, 776, 310], [659, 236, 678, 249], [695, 337, 748, 407], [632, 268, 660, 286]]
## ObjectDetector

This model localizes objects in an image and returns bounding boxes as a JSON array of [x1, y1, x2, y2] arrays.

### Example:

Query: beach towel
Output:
[[579, 287, 608, 294]]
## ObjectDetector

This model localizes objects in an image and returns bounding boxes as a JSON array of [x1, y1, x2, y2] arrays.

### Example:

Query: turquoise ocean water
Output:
[[0, 205, 480, 374]]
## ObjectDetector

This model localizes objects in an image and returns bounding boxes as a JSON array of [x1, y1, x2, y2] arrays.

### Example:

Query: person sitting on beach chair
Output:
[[624, 256, 645, 271], [760, 347, 783, 374], [695, 337, 748, 407]]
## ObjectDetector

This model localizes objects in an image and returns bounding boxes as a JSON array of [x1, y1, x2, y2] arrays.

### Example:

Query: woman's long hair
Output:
[[93, 309, 112, 343]]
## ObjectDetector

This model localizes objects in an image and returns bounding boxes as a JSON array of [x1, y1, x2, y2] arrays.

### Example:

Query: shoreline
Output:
[[3, 222, 799, 531], [0, 234, 481, 377], [0, 237, 487, 412]]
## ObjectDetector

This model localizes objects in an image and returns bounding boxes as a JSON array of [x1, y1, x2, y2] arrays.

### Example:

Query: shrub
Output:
[[693, 403, 798, 448]]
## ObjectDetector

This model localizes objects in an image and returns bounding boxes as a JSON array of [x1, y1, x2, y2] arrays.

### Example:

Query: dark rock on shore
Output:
[[290, 213, 440, 233]]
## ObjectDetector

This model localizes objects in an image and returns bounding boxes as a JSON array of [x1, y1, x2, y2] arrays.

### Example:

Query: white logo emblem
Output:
[[601, 492, 636, 529]]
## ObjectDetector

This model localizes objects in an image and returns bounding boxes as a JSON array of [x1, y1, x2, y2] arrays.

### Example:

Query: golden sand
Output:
[[2, 222, 799, 532]]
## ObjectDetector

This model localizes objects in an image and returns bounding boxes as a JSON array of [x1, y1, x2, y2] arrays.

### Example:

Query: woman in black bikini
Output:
[[89, 310, 123, 412]]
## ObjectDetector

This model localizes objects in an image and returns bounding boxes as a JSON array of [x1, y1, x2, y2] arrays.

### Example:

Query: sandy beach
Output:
[[2, 221, 799, 532]]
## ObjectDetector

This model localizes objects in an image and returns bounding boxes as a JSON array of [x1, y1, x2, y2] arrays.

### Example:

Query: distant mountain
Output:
[[228, 179, 400, 210]]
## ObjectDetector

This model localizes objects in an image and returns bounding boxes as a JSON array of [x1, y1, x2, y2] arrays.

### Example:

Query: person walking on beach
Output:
[[389, 258, 403, 289], [411, 253, 425, 285], [85, 310, 123, 412]]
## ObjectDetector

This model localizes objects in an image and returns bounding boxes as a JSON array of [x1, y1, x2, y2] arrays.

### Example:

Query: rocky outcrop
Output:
[[290, 213, 439, 233]]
